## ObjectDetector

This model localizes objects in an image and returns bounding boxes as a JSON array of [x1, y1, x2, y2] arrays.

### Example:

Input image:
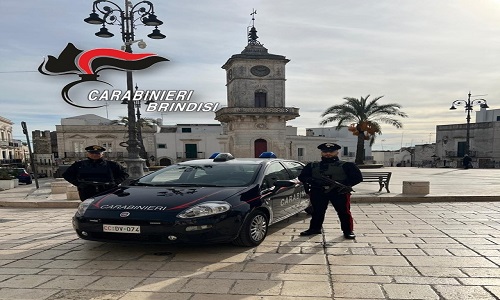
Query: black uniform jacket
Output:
[[62, 158, 129, 187], [298, 157, 363, 190]]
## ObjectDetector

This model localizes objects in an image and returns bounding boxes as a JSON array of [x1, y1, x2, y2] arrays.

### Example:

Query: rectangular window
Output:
[[497, 116, 500, 121], [297, 148, 304, 156], [73, 141, 85, 153], [101, 142, 113, 152], [157, 144, 166, 149], [343, 147, 348, 156], [181, 128, 192, 133], [0, 132, 4, 141]]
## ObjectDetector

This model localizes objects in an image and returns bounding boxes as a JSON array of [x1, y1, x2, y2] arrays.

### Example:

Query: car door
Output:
[[260, 162, 296, 222], [281, 161, 309, 214]]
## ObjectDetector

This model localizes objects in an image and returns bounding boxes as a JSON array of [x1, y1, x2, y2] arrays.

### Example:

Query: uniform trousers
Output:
[[308, 189, 354, 233]]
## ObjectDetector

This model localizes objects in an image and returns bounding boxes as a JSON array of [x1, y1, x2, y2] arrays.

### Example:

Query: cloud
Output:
[[1, 0, 499, 150]]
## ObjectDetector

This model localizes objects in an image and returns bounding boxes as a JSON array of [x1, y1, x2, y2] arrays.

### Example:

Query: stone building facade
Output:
[[55, 114, 157, 165], [155, 124, 225, 165], [0, 116, 27, 166], [32, 130, 58, 176], [436, 121, 500, 168]]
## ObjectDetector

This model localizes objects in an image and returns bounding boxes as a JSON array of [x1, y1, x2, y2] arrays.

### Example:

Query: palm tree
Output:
[[320, 95, 408, 165]]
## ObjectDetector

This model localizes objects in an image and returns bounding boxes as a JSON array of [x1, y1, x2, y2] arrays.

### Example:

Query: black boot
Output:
[[343, 232, 356, 239], [300, 229, 322, 236]]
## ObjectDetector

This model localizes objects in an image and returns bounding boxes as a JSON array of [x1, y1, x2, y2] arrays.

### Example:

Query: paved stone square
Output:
[[0, 202, 499, 299]]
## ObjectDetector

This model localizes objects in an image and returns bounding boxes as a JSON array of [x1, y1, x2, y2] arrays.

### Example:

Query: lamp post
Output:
[[133, 84, 155, 168], [449, 91, 489, 156], [84, 0, 165, 178]]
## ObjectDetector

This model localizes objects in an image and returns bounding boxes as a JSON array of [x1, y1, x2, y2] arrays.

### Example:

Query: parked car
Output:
[[30, 172, 48, 179], [10, 168, 32, 184], [73, 153, 309, 246]]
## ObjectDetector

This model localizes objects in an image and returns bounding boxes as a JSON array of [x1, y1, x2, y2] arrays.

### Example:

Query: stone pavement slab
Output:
[[0, 202, 499, 299]]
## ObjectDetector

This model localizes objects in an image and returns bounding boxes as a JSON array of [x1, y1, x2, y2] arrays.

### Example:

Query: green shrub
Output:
[[0, 169, 13, 180]]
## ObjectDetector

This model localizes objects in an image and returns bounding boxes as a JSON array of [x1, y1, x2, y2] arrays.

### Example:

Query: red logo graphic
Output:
[[39, 43, 168, 108]]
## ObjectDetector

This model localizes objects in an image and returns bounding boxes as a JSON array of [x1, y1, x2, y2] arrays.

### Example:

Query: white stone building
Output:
[[55, 114, 157, 165], [304, 127, 372, 162], [436, 121, 500, 168], [0, 116, 28, 166], [432, 106, 500, 168], [155, 124, 225, 165], [413, 143, 437, 167], [476, 107, 500, 122]]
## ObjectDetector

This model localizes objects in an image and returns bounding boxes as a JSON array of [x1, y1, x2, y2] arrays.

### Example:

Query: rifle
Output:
[[320, 176, 354, 194]]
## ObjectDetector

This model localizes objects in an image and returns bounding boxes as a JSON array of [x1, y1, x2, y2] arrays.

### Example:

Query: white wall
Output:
[[155, 124, 224, 164], [305, 127, 372, 157], [476, 108, 500, 123]]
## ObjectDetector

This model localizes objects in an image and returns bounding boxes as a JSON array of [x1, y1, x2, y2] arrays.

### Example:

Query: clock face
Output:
[[250, 65, 270, 77]]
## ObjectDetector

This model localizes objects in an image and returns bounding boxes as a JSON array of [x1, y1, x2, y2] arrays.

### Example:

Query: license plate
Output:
[[103, 224, 140, 234]]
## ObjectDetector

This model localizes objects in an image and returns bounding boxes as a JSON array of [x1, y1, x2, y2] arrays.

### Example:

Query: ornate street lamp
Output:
[[133, 84, 155, 167], [84, 0, 166, 178], [449, 91, 489, 156]]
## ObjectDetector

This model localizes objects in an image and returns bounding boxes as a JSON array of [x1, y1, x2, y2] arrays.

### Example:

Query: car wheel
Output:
[[233, 210, 268, 247]]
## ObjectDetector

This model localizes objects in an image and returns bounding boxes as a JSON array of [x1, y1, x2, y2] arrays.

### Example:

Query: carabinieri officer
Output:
[[63, 145, 129, 201], [298, 143, 363, 239]]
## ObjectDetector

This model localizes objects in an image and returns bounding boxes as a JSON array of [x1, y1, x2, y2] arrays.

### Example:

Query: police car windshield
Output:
[[135, 164, 261, 187]]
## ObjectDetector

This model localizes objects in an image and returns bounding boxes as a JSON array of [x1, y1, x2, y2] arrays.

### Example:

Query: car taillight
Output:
[[21, 172, 29, 177]]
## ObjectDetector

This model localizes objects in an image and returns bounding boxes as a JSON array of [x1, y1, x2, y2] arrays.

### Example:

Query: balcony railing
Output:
[[0, 159, 23, 165], [176, 152, 205, 160], [215, 107, 300, 122], [0, 141, 20, 147], [445, 151, 476, 157]]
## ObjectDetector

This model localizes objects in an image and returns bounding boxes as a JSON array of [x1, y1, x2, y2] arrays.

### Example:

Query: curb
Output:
[[351, 195, 500, 203], [0, 201, 80, 208]]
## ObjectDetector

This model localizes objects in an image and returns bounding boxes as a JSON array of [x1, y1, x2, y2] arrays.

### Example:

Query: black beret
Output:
[[85, 145, 106, 153], [317, 143, 341, 152]]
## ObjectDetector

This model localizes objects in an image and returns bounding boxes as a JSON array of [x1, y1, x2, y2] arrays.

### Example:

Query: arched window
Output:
[[254, 92, 267, 107]]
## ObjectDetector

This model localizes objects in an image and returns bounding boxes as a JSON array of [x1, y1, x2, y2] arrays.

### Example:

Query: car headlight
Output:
[[76, 198, 94, 216], [177, 201, 231, 219]]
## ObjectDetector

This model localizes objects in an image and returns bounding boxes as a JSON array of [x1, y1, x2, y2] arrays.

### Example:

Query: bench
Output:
[[361, 172, 392, 193]]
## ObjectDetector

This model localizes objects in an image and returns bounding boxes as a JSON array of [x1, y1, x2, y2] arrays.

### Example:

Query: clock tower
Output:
[[215, 15, 299, 158]]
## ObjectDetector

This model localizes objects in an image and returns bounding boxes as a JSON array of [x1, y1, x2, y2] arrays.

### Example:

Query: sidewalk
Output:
[[0, 167, 499, 208]]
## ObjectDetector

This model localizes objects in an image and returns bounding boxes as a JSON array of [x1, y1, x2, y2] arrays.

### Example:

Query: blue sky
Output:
[[2, 0, 500, 150]]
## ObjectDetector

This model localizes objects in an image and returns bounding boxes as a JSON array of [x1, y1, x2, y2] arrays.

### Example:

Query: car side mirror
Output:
[[273, 180, 295, 188]]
